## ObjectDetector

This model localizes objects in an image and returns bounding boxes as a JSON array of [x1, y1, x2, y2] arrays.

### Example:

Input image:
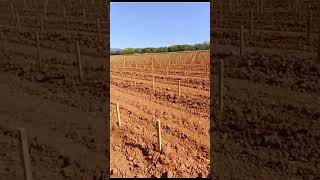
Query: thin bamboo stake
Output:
[[44, 0, 48, 19], [1, 32, 5, 53], [218, 59, 224, 124], [97, 18, 101, 42], [82, 8, 86, 25], [152, 77, 155, 90], [18, 128, 33, 180], [36, 32, 41, 70], [65, 16, 70, 41], [307, 7, 311, 40], [16, 12, 22, 33], [10, 3, 15, 25], [256, 0, 259, 17], [297, 0, 301, 25], [318, 33, 320, 64], [75, 41, 83, 81], [156, 120, 162, 152], [151, 58, 154, 71], [116, 103, 121, 126], [250, 8, 254, 35], [40, 17, 44, 33], [240, 25, 244, 57], [178, 80, 181, 98], [219, 0, 223, 27]]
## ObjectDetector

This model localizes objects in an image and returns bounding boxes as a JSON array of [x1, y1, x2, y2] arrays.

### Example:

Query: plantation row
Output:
[[110, 51, 210, 177]]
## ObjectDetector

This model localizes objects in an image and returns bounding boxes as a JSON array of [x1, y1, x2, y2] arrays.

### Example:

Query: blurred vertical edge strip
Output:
[[210, 0, 214, 179], [105, 0, 111, 179]]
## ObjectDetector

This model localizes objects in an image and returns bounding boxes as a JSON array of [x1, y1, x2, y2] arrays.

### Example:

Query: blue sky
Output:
[[110, 2, 210, 49]]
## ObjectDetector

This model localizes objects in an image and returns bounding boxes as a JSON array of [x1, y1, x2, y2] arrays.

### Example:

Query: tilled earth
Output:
[[110, 54, 210, 178], [212, 0, 320, 179], [0, 0, 108, 179]]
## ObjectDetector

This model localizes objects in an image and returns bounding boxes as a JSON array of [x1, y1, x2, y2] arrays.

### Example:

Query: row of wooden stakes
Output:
[[117, 64, 209, 76], [126, 75, 182, 98], [114, 102, 162, 152], [0, 31, 84, 81], [216, 0, 310, 21], [238, 25, 320, 64], [9, 1, 106, 47]]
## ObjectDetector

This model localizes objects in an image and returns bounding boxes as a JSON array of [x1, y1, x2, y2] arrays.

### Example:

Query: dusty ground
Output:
[[0, 0, 108, 179], [110, 52, 210, 178], [211, 0, 320, 179]]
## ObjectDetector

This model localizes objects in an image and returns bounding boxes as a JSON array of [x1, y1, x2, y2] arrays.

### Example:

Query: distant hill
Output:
[[111, 48, 123, 53]]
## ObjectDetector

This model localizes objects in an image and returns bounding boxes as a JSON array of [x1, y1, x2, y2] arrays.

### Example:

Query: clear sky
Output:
[[110, 2, 210, 49]]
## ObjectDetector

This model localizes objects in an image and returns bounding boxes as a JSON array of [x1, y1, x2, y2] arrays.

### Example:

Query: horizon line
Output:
[[111, 41, 210, 49]]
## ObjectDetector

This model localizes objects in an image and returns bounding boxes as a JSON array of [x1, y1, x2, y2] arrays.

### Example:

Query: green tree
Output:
[[122, 48, 135, 54]]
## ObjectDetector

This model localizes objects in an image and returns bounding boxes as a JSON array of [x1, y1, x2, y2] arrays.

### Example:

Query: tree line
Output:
[[111, 41, 209, 55]]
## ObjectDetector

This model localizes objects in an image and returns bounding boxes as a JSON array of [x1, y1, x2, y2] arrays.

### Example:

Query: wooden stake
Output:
[[166, 66, 169, 75], [151, 58, 154, 71], [116, 103, 121, 126], [35, 32, 41, 70], [240, 25, 244, 57], [10, 3, 15, 25], [97, 18, 101, 43], [219, 0, 223, 27], [218, 59, 224, 125], [44, 0, 48, 19], [178, 80, 181, 98], [297, 0, 300, 25], [75, 41, 83, 81], [156, 120, 162, 152], [307, 8, 311, 40], [152, 77, 155, 90], [184, 68, 187, 77], [318, 33, 320, 64], [18, 128, 33, 180], [82, 8, 86, 25], [134, 75, 136, 87], [256, 0, 259, 17], [1, 32, 5, 53], [65, 16, 70, 41], [250, 8, 254, 35], [40, 17, 44, 33], [16, 13, 21, 33]]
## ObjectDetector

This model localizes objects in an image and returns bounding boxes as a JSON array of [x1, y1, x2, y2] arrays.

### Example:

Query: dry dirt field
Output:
[[0, 0, 108, 179], [110, 51, 210, 178], [211, 0, 320, 179]]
